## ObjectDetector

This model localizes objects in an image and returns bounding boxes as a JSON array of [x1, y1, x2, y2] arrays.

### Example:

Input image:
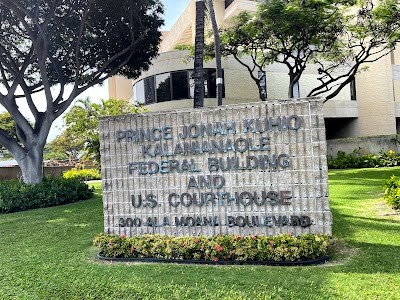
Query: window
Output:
[[144, 77, 155, 104], [189, 71, 195, 99], [133, 69, 225, 105], [293, 81, 300, 98], [225, 0, 235, 8], [350, 78, 357, 101], [156, 73, 171, 102], [205, 69, 216, 98], [133, 80, 145, 105], [172, 71, 189, 100]]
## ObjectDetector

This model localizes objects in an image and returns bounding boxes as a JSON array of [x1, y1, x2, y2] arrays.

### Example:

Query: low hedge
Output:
[[0, 176, 94, 213], [328, 150, 400, 169], [383, 175, 400, 209], [93, 233, 331, 262], [63, 168, 101, 181]]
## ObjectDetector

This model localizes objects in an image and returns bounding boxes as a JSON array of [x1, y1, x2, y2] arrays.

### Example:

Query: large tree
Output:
[[216, 0, 344, 99], [215, 0, 400, 101], [0, 0, 163, 183], [308, 0, 400, 100]]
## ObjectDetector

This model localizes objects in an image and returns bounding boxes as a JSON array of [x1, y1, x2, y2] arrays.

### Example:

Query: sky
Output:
[[161, 0, 190, 31], [0, 0, 190, 142]]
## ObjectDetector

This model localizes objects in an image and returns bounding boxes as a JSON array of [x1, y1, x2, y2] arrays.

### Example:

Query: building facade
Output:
[[109, 0, 400, 140]]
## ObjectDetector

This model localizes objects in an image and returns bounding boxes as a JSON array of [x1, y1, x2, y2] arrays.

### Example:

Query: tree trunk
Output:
[[288, 82, 294, 98], [5, 116, 51, 184], [207, 0, 223, 106], [257, 81, 266, 101], [18, 148, 44, 184], [288, 73, 296, 98], [194, 0, 205, 108], [258, 71, 267, 101]]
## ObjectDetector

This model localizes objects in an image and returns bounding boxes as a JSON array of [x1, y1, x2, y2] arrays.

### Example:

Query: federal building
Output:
[[108, 0, 400, 140]]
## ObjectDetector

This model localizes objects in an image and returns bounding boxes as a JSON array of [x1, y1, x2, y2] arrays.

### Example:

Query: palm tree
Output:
[[206, 0, 223, 106], [193, 0, 205, 108]]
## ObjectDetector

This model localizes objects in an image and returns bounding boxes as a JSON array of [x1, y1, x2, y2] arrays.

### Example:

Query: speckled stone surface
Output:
[[99, 98, 332, 237]]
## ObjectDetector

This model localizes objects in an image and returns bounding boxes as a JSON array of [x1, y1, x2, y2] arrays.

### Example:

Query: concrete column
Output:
[[355, 54, 397, 136], [108, 76, 133, 102]]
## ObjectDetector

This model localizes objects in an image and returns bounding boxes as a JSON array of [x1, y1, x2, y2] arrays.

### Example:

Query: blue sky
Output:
[[161, 0, 190, 30]]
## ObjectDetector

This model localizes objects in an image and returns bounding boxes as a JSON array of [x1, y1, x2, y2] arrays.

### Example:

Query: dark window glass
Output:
[[144, 76, 155, 104], [156, 73, 171, 103], [206, 69, 216, 98], [204, 68, 225, 98], [221, 69, 225, 98], [134, 68, 225, 104], [225, 0, 235, 8], [189, 70, 195, 99], [350, 78, 357, 100], [172, 71, 189, 100]]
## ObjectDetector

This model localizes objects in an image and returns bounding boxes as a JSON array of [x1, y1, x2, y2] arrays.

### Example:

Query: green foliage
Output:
[[327, 149, 400, 169], [45, 130, 84, 160], [215, 0, 344, 99], [0, 111, 15, 139], [0, 0, 163, 184], [174, 44, 194, 51], [61, 98, 146, 165], [0, 0, 164, 87], [43, 151, 69, 161], [383, 175, 400, 209], [0, 112, 16, 153], [63, 168, 102, 181], [93, 233, 331, 262], [0, 177, 93, 213], [215, 0, 400, 100]]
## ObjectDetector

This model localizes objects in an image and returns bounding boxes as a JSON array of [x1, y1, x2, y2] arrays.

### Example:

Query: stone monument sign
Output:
[[99, 98, 332, 237]]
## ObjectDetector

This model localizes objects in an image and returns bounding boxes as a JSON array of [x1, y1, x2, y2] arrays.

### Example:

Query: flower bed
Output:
[[93, 233, 331, 264]]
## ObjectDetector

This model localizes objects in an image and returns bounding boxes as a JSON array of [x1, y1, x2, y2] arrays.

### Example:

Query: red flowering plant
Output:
[[133, 235, 168, 258], [168, 236, 207, 260], [205, 235, 239, 261], [93, 233, 134, 258], [93, 233, 331, 262]]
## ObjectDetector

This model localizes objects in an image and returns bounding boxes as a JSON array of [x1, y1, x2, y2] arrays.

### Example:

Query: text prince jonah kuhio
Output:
[[114, 115, 309, 229]]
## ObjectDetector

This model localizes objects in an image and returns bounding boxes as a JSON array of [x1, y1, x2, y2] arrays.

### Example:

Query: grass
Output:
[[0, 169, 400, 299]]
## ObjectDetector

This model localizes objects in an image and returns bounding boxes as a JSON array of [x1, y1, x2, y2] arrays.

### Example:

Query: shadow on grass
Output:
[[329, 168, 400, 186], [328, 167, 400, 276], [330, 208, 400, 274], [333, 209, 399, 233], [333, 241, 400, 274], [339, 214, 400, 224]]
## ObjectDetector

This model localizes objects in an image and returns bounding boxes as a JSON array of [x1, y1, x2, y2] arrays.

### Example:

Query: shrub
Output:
[[63, 168, 101, 181], [383, 175, 400, 209], [0, 176, 94, 213], [328, 149, 400, 169], [93, 233, 331, 262]]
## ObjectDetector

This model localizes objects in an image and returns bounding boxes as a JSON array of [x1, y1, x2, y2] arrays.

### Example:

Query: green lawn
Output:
[[1, 169, 400, 299]]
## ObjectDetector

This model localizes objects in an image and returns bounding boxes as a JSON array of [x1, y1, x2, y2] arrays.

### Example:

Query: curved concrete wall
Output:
[[132, 50, 354, 115]]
